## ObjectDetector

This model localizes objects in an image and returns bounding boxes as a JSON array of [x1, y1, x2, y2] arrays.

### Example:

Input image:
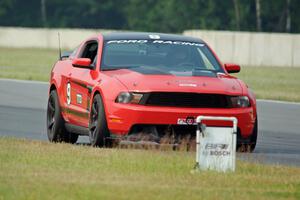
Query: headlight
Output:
[[230, 96, 250, 108], [115, 92, 144, 104]]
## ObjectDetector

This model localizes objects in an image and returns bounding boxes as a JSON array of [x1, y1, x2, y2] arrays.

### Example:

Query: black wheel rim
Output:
[[89, 100, 99, 142], [47, 95, 56, 135]]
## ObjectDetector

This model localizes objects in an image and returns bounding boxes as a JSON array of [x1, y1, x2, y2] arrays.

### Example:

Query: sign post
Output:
[[195, 116, 238, 172]]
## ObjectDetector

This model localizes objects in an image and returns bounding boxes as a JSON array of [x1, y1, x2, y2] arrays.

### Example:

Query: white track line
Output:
[[0, 78, 48, 85], [257, 99, 300, 106]]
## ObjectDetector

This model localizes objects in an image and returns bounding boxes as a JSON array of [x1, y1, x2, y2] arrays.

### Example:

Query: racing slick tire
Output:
[[89, 94, 110, 147], [47, 90, 78, 144]]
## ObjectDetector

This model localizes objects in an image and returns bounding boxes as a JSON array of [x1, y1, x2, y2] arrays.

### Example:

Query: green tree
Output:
[[0, 0, 299, 33], [46, 0, 126, 29], [0, 0, 41, 27]]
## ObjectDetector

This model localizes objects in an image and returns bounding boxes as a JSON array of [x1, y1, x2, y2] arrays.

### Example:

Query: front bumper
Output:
[[106, 101, 256, 139]]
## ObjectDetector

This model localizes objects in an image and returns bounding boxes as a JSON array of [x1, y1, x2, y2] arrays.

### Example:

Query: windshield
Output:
[[101, 40, 224, 76]]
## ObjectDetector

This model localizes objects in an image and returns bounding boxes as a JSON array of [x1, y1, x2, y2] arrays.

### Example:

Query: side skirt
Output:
[[65, 123, 89, 136]]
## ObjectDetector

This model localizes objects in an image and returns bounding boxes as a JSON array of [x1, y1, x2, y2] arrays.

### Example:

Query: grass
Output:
[[0, 47, 300, 102], [236, 67, 300, 102], [0, 47, 58, 81], [0, 137, 299, 200]]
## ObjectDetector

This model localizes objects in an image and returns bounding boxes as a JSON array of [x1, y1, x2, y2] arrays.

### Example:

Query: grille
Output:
[[142, 92, 229, 108]]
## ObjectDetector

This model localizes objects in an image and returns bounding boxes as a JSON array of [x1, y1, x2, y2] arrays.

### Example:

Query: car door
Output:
[[67, 40, 99, 128]]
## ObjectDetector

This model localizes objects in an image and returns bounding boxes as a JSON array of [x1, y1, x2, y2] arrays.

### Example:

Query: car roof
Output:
[[101, 32, 204, 43]]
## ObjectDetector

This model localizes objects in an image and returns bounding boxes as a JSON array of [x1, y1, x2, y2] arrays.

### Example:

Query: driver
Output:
[[166, 45, 190, 67]]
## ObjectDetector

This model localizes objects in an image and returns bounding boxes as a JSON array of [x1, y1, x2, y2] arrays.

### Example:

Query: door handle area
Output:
[[68, 72, 72, 76]]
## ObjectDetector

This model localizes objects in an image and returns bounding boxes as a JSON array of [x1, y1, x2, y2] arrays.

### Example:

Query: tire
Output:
[[89, 94, 110, 147], [47, 90, 78, 144], [64, 130, 79, 144], [249, 118, 258, 152], [237, 117, 257, 153]]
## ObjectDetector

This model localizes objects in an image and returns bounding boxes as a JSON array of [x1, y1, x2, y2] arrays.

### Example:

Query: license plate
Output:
[[177, 118, 197, 125]]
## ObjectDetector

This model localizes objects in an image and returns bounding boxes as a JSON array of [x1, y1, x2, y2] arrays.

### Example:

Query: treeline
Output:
[[0, 0, 299, 33]]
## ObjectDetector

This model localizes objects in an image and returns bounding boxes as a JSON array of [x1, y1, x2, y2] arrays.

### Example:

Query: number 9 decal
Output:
[[67, 82, 71, 105]]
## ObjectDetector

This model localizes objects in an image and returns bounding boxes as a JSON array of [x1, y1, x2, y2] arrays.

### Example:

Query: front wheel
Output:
[[89, 94, 110, 147], [237, 117, 258, 153], [249, 118, 258, 152]]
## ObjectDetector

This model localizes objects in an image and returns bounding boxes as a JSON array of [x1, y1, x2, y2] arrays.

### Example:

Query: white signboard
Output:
[[195, 116, 237, 172]]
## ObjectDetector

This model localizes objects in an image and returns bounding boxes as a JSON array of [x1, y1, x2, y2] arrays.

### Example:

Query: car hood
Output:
[[103, 69, 243, 95]]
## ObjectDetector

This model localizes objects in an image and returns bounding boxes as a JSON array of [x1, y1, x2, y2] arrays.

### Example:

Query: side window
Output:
[[198, 50, 214, 70], [69, 46, 79, 58], [196, 47, 216, 70], [80, 41, 98, 65]]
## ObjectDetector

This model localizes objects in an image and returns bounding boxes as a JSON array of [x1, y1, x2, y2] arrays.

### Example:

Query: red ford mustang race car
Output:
[[47, 32, 257, 151]]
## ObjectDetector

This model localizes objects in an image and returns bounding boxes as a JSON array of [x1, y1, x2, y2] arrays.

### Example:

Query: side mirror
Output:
[[224, 63, 240, 73], [72, 58, 93, 69]]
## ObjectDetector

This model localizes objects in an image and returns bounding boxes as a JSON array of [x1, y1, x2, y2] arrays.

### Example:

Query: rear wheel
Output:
[[89, 94, 110, 147], [47, 90, 78, 144]]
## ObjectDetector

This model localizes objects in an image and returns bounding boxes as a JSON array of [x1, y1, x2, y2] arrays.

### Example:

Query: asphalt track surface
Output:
[[0, 79, 300, 167]]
